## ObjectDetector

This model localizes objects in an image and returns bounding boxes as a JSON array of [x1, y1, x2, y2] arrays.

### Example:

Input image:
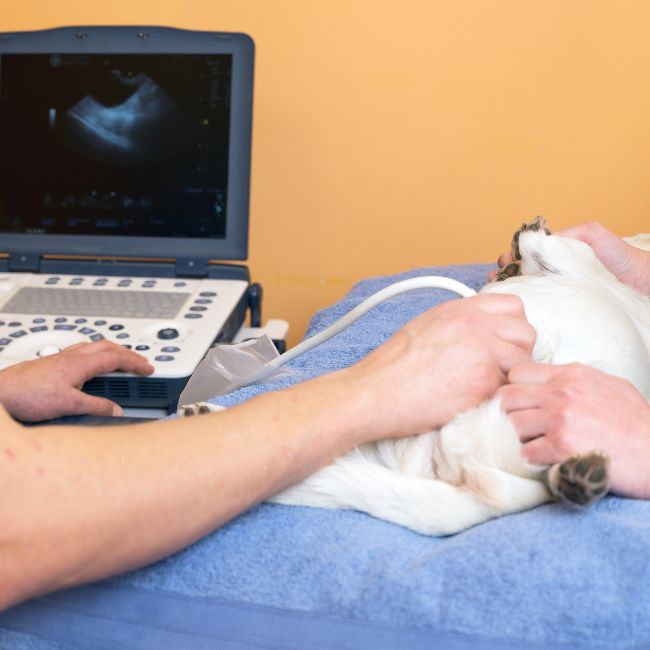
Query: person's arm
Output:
[[497, 362, 650, 499], [0, 293, 535, 610], [0, 340, 154, 422]]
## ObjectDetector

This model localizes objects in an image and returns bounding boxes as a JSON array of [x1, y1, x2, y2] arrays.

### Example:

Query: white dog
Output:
[[185, 220, 650, 535]]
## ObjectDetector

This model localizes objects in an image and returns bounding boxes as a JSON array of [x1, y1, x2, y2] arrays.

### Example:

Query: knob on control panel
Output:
[[157, 327, 179, 340]]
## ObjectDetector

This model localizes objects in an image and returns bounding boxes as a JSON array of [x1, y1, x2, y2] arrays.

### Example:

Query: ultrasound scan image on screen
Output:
[[0, 54, 232, 238]]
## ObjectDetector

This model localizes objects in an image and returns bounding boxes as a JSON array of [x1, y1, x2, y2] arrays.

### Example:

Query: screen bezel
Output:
[[0, 26, 254, 261]]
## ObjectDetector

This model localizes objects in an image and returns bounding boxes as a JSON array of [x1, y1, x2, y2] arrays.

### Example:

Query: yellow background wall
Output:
[[3, 1, 650, 345]]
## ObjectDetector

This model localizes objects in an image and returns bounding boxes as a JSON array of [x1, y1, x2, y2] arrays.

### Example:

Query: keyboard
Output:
[[4, 287, 191, 319]]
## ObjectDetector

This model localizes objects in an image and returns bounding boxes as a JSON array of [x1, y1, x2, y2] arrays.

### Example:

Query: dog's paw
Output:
[[177, 402, 225, 417], [494, 260, 522, 282], [511, 215, 551, 261], [546, 451, 610, 506], [494, 216, 551, 282]]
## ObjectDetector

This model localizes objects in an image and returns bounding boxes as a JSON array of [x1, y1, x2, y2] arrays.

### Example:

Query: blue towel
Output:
[[2, 264, 650, 650]]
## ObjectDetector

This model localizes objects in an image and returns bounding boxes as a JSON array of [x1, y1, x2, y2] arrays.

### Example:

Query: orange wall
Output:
[[3, 1, 650, 345]]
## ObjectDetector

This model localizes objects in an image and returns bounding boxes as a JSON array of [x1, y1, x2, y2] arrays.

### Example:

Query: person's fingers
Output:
[[65, 339, 127, 355], [493, 316, 537, 353], [492, 338, 534, 374], [507, 361, 565, 385], [507, 409, 548, 442], [497, 383, 544, 411], [470, 293, 526, 318], [70, 348, 154, 382], [67, 390, 123, 417], [520, 436, 561, 467], [554, 222, 600, 244], [497, 252, 513, 268]]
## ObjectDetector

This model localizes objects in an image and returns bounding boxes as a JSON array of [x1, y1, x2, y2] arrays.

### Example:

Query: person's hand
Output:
[[498, 362, 650, 499], [555, 221, 650, 295], [346, 293, 536, 441], [0, 340, 154, 422], [489, 221, 650, 295]]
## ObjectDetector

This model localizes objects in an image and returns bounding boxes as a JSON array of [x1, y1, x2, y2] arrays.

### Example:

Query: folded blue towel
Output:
[[2, 264, 650, 650]]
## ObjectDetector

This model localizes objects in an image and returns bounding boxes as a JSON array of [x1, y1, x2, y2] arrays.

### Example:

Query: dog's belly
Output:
[[483, 276, 650, 399]]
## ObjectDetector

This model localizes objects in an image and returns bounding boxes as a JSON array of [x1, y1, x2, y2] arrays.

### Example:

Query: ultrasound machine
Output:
[[0, 26, 272, 417]]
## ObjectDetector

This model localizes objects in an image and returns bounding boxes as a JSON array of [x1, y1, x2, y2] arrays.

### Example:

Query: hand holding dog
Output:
[[490, 220, 650, 295], [347, 293, 536, 441], [498, 362, 650, 499]]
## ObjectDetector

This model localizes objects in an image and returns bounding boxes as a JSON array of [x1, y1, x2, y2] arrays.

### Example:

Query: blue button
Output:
[[184, 313, 202, 319], [121, 344, 132, 349], [90, 333, 104, 341], [0, 338, 11, 345], [47, 276, 60, 281], [142, 281, 156, 287], [30, 326, 48, 332], [10, 330, 27, 338], [189, 306, 207, 312], [175, 281, 187, 287], [32, 318, 46, 323], [118, 280, 131, 286], [116, 332, 129, 339], [54, 317, 67, 323], [93, 280, 107, 286], [54, 324, 76, 330], [161, 346, 180, 353], [155, 355, 174, 362], [69, 279, 83, 285], [109, 324, 124, 331], [157, 328, 179, 340], [94, 320, 107, 326], [199, 291, 217, 297], [135, 344, 150, 351], [79, 327, 95, 335], [194, 299, 212, 305], [45, 280, 58, 284], [8, 321, 21, 327], [75, 318, 87, 324]]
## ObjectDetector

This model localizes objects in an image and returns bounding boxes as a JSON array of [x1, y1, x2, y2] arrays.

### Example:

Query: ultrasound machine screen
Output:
[[0, 53, 232, 239]]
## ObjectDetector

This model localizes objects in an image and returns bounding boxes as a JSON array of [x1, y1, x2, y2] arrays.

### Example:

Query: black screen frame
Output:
[[0, 26, 254, 261]]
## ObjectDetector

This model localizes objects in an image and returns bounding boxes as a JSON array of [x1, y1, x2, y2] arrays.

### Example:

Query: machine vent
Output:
[[137, 381, 168, 399]]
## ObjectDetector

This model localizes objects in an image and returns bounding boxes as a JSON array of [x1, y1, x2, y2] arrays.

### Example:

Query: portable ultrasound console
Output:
[[0, 26, 256, 413]]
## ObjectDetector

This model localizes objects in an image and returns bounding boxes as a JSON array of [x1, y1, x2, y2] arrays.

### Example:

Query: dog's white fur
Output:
[[269, 230, 650, 535]]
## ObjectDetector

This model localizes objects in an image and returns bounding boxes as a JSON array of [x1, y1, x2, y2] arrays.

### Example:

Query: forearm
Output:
[[0, 368, 370, 609]]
